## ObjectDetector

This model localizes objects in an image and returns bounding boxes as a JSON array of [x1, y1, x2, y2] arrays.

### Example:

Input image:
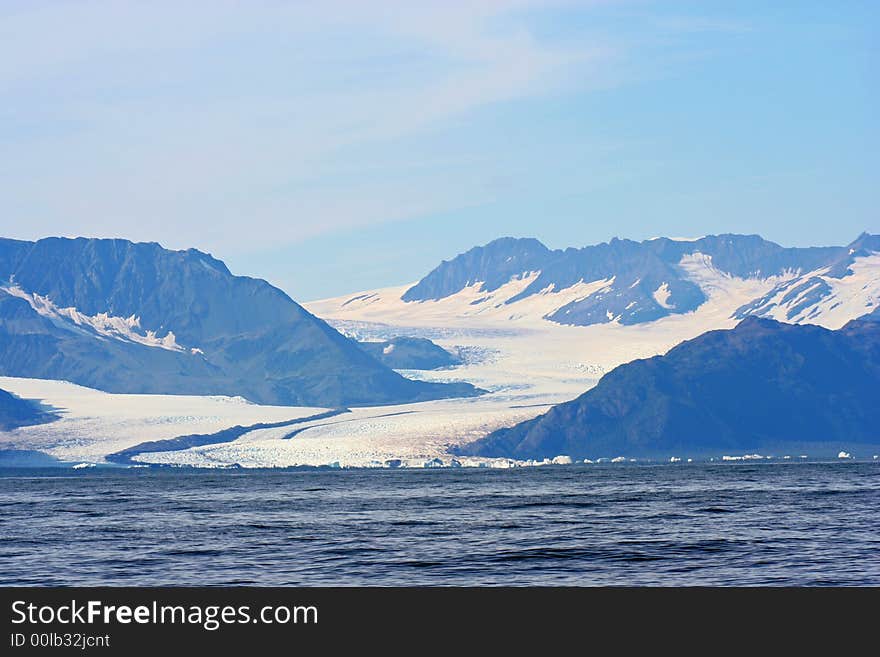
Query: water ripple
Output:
[[1, 462, 878, 586]]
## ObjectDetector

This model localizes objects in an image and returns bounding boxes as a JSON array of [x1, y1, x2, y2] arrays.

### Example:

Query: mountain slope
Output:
[[0, 388, 56, 431], [357, 336, 461, 370], [394, 233, 878, 328], [458, 317, 880, 460], [402, 237, 552, 301], [859, 306, 880, 322], [0, 237, 480, 406]]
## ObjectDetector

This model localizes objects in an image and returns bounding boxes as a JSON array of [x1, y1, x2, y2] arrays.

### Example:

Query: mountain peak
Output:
[[0, 236, 482, 406], [846, 232, 880, 252], [484, 236, 547, 248], [402, 232, 858, 326], [401, 236, 551, 302], [735, 315, 781, 329]]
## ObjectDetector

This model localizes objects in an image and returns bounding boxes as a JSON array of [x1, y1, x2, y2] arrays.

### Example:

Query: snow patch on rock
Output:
[[2, 285, 186, 352], [653, 282, 674, 309]]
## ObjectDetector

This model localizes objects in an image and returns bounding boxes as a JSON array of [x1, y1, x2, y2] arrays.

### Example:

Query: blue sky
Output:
[[1, 1, 877, 300]]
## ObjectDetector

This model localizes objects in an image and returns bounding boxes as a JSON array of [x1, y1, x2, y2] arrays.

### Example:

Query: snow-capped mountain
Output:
[[732, 233, 880, 326], [0, 237, 480, 406], [313, 233, 879, 330]]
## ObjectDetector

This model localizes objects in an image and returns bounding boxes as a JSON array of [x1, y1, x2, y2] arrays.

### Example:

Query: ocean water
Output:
[[1, 462, 878, 586]]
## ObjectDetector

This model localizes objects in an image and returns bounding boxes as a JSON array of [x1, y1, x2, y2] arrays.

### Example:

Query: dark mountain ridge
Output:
[[403, 233, 876, 326], [0, 237, 480, 406], [459, 316, 880, 460], [357, 336, 462, 370], [0, 388, 57, 431]]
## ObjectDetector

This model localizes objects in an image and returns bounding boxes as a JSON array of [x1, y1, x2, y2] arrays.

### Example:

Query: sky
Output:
[[1, 1, 877, 300]]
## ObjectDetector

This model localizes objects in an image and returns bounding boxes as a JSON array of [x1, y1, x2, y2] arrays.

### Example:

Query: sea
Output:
[[1, 462, 878, 586]]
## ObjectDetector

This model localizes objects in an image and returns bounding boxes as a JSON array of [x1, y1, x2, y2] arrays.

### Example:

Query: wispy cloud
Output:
[[1, 1, 772, 259], [1, 1, 622, 251]]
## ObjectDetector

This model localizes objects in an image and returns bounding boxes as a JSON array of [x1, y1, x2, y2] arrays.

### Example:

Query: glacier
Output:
[[3, 233, 878, 468]]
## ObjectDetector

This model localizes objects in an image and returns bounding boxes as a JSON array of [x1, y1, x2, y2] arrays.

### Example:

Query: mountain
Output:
[[0, 237, 480, 407], [860, 306, 880, 322], [400, 233, 878, 327], [0, 388, 56, 431], [357, 336, 462, 370], [458, 317, 880, 460]]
